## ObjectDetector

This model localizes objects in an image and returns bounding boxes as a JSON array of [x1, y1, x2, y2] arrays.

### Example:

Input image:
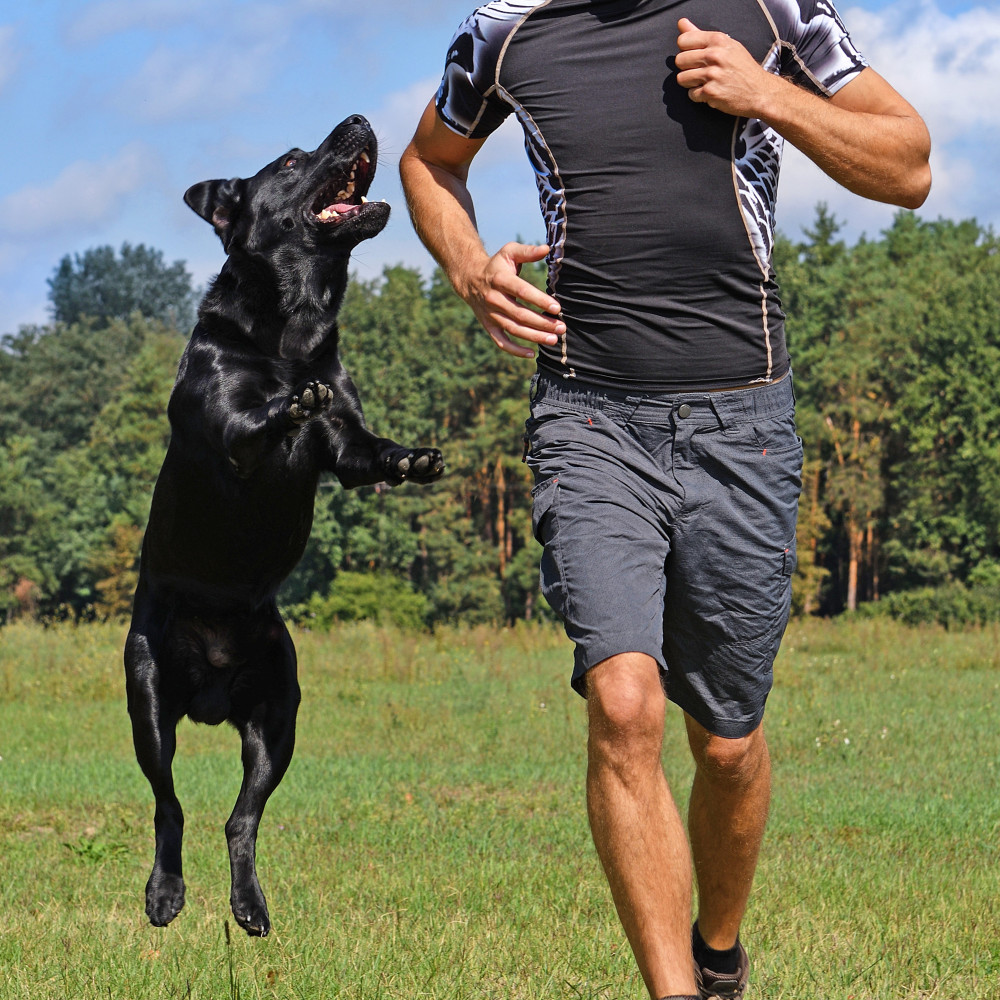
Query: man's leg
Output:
[[586, 652, 699, 999], [685, 715, 771, 951]]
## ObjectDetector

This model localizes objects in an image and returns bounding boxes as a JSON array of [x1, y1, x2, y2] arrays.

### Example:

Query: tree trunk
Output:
[[495, 457, 507, 577], [867, 522, 879, 602], [846, 520, 862, 611]]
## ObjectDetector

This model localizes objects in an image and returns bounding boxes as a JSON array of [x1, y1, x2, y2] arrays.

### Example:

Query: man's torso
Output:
[[437, 0, 865, 390]]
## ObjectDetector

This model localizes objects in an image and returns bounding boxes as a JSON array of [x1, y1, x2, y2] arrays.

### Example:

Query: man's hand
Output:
[[675, 17, 776, 119], [460, 242, 564, 359]]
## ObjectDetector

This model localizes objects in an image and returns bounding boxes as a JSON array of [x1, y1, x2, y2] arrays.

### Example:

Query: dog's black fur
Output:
[[124, 115, 443, 937]]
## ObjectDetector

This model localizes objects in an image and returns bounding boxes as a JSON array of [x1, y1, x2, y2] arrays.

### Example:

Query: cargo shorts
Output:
[[524, 371, 803, 738]]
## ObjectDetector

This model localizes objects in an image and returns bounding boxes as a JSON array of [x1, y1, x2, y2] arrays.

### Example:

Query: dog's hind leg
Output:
[[124, 630, 187, 927], [226, 626, 301, 937]]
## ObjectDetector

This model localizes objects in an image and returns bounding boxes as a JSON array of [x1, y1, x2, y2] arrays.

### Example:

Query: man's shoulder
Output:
[[758, 0, 854, 49], [759, 0, 868, 94], [445, 1, 548, 81], [437, 2, 545, 137]]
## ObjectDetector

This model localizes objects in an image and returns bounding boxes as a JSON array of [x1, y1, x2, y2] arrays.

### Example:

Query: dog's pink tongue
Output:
[[330, 203, 354, 213]]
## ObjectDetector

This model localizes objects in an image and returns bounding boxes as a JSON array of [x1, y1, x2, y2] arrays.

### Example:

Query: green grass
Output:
[[0, 618, 998, 999]]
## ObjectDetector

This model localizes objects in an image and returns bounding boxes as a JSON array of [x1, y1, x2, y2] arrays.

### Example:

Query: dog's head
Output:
[[184, 115, 390, 259]]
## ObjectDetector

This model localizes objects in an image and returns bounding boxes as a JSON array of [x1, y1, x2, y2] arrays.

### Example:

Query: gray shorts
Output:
[[524, 372, 803, 738]]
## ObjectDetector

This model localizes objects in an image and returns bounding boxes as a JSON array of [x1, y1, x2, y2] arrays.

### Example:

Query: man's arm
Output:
[[675, 18, 931, 209], [399, 99, 564, 359]]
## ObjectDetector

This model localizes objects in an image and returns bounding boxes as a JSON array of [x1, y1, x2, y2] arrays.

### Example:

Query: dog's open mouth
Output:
[[310, 149, 380, 227]]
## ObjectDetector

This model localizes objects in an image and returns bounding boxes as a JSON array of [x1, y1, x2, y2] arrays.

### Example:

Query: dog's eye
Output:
[[283, 157, 297, 169]]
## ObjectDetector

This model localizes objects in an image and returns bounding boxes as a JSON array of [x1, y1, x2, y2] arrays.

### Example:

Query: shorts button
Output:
[[677, 403, 692, 419]]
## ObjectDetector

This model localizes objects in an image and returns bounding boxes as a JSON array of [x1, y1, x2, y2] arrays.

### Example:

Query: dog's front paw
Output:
[[386, 447, 445, 485], [288, 381, 332, 425], [145, 871, 186, 927]]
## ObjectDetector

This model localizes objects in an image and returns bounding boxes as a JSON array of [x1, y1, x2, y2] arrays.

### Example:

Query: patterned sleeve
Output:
[[434, 9, 516, 139], [772, 0, 869, 96]]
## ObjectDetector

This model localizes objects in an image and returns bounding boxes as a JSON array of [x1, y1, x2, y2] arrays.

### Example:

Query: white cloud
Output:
[[65, 0, 207, 44], [0, 25, 20, 96], [0, 142, 156, 237], [368, 77, 440, 163], [117, 42, 280, 121], [844, 1, 1000, 142]]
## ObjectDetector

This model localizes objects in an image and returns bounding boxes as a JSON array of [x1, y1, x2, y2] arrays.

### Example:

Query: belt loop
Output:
[[622, 394, 644, 424], [707, 394, 728, 430]]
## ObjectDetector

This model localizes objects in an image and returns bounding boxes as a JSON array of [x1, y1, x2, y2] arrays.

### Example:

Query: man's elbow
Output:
[[897, 122, 932, 209], [398, 142, 421, 193], [898, 160, 932, 210]]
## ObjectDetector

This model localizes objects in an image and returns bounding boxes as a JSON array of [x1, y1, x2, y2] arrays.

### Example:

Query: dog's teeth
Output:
[[361, 151, 370, 164], [361, 196, 368, 204]]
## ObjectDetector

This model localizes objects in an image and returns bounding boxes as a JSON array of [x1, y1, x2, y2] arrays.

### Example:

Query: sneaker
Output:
[[694, 940, 749, 999]]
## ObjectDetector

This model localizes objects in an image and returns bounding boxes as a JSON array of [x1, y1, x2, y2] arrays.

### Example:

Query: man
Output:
[[400, 2, 930, 997]]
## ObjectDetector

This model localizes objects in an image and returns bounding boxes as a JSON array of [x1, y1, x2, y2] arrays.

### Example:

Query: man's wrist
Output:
[[747, 71, 798, 130]]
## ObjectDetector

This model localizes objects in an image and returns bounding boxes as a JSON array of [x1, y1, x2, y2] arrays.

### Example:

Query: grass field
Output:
[[0, 617, 998, 999]]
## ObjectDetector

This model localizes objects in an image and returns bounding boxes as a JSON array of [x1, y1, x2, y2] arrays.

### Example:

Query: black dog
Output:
[[124, 115, 443, 937]]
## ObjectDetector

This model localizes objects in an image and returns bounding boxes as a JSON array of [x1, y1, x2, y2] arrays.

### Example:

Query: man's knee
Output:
[[586, 653, 665, 761], [686, 717, 769, 789]]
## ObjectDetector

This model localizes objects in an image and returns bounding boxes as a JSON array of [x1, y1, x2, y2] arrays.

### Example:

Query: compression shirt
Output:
[[435, 0, 866, 390]]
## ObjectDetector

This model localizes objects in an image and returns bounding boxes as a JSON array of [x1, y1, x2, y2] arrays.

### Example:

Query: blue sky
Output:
[[1, 0, 997, 333]]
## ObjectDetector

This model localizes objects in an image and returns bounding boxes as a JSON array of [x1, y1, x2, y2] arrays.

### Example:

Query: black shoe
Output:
[[694, 939, 749, 999]]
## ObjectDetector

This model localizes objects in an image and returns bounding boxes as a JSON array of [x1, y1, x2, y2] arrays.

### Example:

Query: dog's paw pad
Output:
[[289, 381, 333, 425], [409, 449, 445, 483]]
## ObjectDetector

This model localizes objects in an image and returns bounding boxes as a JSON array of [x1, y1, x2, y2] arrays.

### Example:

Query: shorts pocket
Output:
[[752, 409, 801, 457], [530, 476, 559, 544], [782, 535, 798, 577]]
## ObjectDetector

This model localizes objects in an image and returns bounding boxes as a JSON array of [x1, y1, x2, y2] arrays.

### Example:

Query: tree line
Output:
[[2, 211, 999, 627]]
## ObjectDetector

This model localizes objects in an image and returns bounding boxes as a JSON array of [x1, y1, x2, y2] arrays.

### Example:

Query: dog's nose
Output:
[[344, 114, 370, 129]]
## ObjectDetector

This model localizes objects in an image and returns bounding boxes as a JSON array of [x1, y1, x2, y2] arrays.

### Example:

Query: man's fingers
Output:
[[472, 240, 565, 356], [497, 242, 562, 314], [488, 324, 537, 360], [482, 293, 564, 357], [488, 274, 562, 325], [502, 240, 550, 265], [676, 16, 710, 50]]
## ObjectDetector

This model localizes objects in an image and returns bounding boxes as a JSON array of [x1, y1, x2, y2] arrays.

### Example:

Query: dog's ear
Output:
[[183, 178, 243, 239]]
